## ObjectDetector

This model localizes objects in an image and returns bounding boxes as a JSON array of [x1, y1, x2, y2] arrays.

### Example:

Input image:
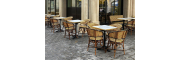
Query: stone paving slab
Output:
[[45, 26, 135, 60]]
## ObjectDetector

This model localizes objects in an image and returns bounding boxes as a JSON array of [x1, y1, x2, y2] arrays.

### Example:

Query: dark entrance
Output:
[[99, 0, 123, 25], [67, 0, 81, 20]]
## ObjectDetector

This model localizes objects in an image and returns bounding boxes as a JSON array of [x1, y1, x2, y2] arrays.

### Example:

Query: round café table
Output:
[[53, 17, 66, 32], [67, 20, 83, 39], [92, 25, 117, 52], [117, 18, 135, 30]]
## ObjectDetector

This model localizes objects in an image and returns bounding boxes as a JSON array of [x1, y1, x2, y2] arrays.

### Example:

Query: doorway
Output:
[[99, 0, 123, 25], [67, 0, 81, 20], [46, 0, 59, 15]]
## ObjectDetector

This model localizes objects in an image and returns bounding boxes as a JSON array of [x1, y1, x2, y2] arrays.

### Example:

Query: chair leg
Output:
[[100, 40, 102, 46], [82, 28, 84, 37], [45, 22, 46, 26], [75, 29, 78, 38], [123, 43, 125, 55], [131, 27, 132, 35], [53, 26, 55, 33], [87, 39, 90, 51], [83, 28, 85, 37], [95, 42, 97, 55], [79, 28, 83, 37], [47, 22, 49, 27], [64, 30, 66, 38], [68, 31, 70, 40], [114, 45, 117, 58], [105, 40, 109, 53], [112, 44, 113, 49]]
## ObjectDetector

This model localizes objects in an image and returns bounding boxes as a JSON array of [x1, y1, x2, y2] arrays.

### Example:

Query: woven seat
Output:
[[90, 37, 103, 40], [52, 23, 60, 25], [127, 25, 135, 27], [79, 25, 87, 28], [109, 38, 123, 43], [45, 20, 50, 21], [68, 24, 74, 27], [65, 27, 74, 30]]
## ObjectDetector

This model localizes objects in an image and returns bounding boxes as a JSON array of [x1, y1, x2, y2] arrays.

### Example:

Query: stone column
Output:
[[123, 0, 128, 18], [59, 0, 66, 17], [132, 0, 135, 17], [89, 0, 99, 24], [81, 0, 88, 20], [123, 0, 135, 19]]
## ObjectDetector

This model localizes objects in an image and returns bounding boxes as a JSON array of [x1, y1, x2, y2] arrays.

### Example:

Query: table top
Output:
[[47, 15, 56, 17], [92, 25, 117, 30], [53, 17, 66, 19], [67, 20, 82, 23], [117, 18, 135, 20]]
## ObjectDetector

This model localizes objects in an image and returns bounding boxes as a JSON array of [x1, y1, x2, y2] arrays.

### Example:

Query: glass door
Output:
[[67, 0, 81, 20], [50, 0, 55, 15], [47, 0, 51, 14], [99, 0, 123, 25], [56, 0, 59, 15], [46, 0, 59, 15]]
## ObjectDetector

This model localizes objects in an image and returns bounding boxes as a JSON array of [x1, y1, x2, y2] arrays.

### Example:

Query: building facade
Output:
[[45, 0, 135, 25]]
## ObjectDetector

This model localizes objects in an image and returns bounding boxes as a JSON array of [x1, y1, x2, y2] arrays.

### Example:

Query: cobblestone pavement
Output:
[[45, 26, 135, 60]]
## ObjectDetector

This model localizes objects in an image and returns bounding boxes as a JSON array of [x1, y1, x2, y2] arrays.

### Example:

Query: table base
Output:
[[72, 35, 81, 39], [56, 29, 64, 32], [97, 46, 111, 52]]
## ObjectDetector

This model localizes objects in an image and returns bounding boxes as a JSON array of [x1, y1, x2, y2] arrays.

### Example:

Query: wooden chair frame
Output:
[[106, 29, 128, 58], [86, 28, 104, 55], [79, 19, 91, 37], [127, 19, 135, 35], [45, 17, 50, 27], [63, 21, 77, 40], [50, 19, 60, 33]]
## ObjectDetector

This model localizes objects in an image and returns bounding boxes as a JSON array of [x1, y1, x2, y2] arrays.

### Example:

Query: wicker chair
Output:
[[55, 15, 60, 17], [63, 17, 77, 40], [126, 20, 135, 35], [62, 17, 74, 28], [79, 19, 90, 37], [50, 19, 61, 33], [106, 29, 128, 58], [86, 28, 103, 55], [87, 23, 100, 29], [45, 16, 50, 27], [110, 15, 125, 24], [63, 21, 77, 40]]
